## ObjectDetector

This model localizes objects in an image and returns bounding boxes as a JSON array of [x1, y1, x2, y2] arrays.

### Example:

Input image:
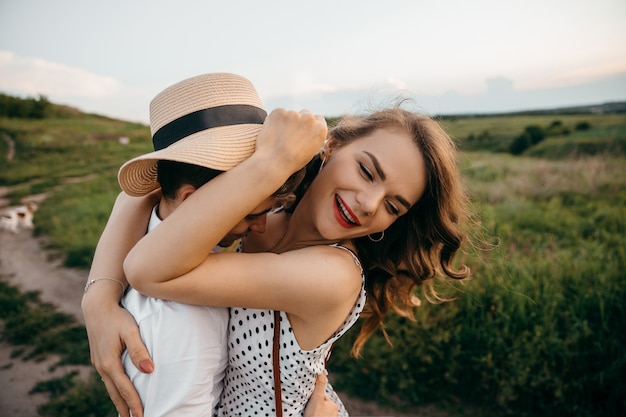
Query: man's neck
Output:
[[156, 198, 180, 220]]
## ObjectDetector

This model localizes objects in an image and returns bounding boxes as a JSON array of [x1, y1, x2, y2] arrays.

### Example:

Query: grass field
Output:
[[1, 107, 625, 416]]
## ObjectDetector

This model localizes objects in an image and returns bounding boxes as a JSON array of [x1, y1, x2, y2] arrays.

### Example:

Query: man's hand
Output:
[[304, 373, 339, 417]]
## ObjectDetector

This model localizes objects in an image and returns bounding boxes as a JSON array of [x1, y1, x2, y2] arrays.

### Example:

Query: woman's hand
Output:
[[82, 190, 159, 417], [83, 295, 153, 417], [254, 108, 327, 179], [304, 373, 339, 417]]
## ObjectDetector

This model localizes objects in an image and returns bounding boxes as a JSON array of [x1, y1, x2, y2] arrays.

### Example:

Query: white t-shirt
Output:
[[121, 207, 229, 416]]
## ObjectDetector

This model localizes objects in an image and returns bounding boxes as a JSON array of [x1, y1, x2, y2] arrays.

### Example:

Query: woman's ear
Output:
[[323, 137, 339, 158]]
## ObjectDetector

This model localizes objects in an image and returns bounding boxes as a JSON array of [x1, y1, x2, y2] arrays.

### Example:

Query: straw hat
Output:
[[118, 73, 266, 196]]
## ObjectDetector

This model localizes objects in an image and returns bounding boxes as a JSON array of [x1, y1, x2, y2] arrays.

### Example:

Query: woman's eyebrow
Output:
[[363, 151, 386, 181], [396, 195, 411, 210]]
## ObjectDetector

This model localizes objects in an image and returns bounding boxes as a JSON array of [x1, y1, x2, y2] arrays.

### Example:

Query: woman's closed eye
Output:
[[386, 200, 400, 215], [359, 162, 374, 181]]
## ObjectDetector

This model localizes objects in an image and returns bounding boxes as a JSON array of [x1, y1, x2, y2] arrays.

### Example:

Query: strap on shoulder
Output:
[[331, 244, 362, 270]]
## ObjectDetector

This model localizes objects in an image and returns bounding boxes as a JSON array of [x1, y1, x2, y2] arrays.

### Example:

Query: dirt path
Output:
[[0, 228, 91, 416], [0, 199, 429, 416]]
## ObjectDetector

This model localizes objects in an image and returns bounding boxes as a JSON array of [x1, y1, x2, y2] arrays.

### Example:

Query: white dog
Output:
[[0, 202, 38, 233]]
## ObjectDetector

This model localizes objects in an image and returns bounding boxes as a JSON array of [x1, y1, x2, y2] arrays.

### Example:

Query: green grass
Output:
[[1, 114, 153, 267], [441, 113, 626, 156], [442, 113, 626, 140], [0, 281, 90, 366], [34, 174, 122, 267], [0, 279, 115, 415], [33, 372, 115, 417], [0, 115, 151, 187], [1, 110, 625, 416], [330, 152, 626, 417]]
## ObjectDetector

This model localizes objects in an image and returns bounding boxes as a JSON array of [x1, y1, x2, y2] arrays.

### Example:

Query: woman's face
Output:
[[308, 127, 427, 240]]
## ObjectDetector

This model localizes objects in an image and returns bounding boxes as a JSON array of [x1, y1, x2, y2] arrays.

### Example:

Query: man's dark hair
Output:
[[157, 159, 307, 204], [157, 160, 222, 200]]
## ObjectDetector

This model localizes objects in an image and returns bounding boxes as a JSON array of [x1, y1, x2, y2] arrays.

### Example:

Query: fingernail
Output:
[[140, 359, 154, 373]]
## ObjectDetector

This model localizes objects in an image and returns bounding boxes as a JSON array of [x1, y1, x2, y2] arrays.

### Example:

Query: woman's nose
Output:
[[357, 188, 385, 216]]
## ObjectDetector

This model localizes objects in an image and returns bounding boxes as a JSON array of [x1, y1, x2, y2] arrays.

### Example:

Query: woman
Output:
[[120, 105, 472, 416]]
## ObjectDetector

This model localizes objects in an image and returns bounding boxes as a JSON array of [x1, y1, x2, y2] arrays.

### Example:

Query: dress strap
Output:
[[331, 244, 362, 271]]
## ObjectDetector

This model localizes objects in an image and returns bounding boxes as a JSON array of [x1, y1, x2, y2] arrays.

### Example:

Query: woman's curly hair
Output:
[[290, 107, 473, 356]]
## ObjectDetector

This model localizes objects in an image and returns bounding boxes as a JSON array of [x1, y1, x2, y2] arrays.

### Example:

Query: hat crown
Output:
[[149, 73, 264, 136], [118, 73, 265, 196]]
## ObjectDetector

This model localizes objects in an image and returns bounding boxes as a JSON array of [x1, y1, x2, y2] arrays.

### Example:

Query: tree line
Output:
[[0, 92, 78, 119]]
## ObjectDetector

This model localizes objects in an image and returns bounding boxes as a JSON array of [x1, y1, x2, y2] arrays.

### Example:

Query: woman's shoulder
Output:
[[294, 242, 363, 282], [330, 243, 362, 269]]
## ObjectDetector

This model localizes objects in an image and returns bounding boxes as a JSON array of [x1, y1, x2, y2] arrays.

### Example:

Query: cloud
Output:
[[382, 78, 408, 90], [0, 50, 121, 98], [282, 71, 337, 96], [266, 72, 626, 117], [517, 57, 626, 91]]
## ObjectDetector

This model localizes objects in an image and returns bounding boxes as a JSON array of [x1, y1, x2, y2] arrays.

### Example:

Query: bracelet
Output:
[[84, 278, 126, 294]]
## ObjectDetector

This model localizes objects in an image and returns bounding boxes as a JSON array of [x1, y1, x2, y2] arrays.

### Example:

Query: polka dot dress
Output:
[[215, 244, 365, 416]]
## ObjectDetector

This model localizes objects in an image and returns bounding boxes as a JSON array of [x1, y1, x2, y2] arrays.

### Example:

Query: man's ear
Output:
[[177, 184, 197, 202]]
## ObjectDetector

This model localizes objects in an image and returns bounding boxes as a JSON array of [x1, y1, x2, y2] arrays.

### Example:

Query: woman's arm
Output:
[[124, 109, 356, 347], [81, 190, 159, 417], [124, 109, 327, 282], [129, 245, 362, 350]]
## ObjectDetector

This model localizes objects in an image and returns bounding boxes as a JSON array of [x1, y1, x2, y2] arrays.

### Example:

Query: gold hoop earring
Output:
[[368, 230, 384, 242]]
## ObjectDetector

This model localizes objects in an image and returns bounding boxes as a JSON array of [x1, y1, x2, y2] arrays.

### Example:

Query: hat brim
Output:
[[118, 124, 260, 196]]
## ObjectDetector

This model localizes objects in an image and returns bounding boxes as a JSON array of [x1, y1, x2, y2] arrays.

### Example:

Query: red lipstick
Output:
[[334, 194, 361, 228]]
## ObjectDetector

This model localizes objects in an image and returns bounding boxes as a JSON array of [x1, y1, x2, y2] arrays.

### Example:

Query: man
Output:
[[82, 73, 336, 417]]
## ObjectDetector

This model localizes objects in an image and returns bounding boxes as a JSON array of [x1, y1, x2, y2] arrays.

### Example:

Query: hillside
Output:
[[1, 93, 625, 416], [440, 100, 626, 117]]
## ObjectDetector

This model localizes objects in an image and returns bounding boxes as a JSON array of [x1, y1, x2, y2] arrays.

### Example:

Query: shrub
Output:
[[0, 93, 53, 119], [575, 121, 591, 131], [524, 125, 545, 145], [509, 125, 547, 155], [509, 133, 532, 155]]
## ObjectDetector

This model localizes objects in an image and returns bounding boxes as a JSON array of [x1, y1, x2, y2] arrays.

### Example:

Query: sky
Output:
[[1, 0, 625, 124]]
